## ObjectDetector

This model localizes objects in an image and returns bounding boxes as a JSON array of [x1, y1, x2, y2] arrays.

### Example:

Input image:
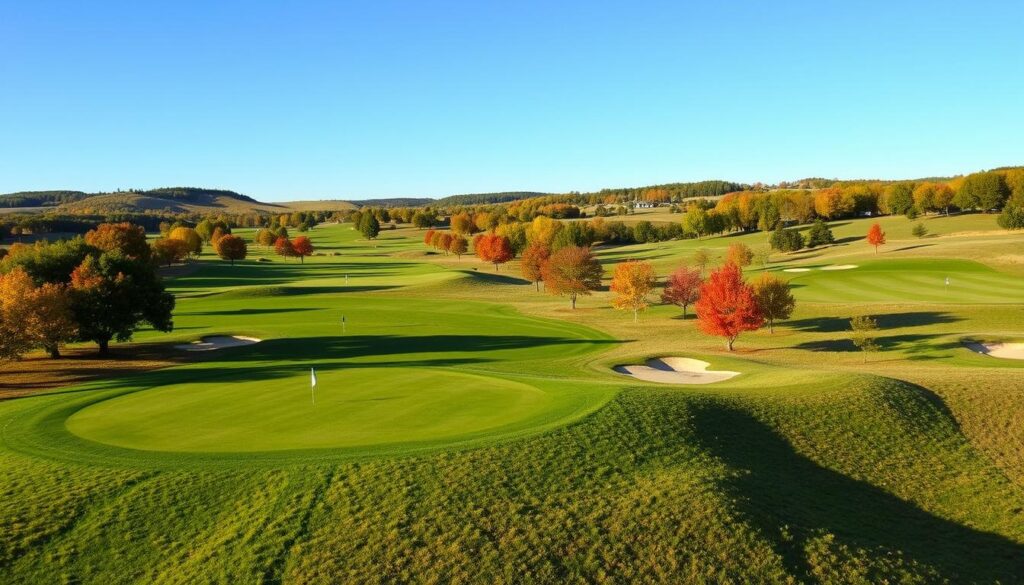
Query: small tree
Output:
[[214, 235, 247, 265], [292, 236, 314, 263], [751, 274, 795, 333], [695, 263, 763, 351], [866, 223, 886, 254], [611, 260, 656, 322], [850, 315, 880, 363], [359, 213, 381, 240], [151, 238, 190, 267], [912, 223, 928, 238], [448, 235, 468, 260], [805, 220, 835, 248], [255, 228, 277, 247], [541, 245, 603, 309], [520, 243, 550, 290], [692, 248, 711, 275], [423, 229, 437, 247], [169, 227, 202, 258], [275, 236, 296, 260], [474, 234, 513, 271], [661, 266, 702, 319], [726, 243, 753, 268]]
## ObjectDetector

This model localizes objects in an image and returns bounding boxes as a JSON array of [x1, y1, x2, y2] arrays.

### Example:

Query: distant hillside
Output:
[[0, 187, 288, 215], [348, 197, 434, 208], [281, 200, 360, 212], [432, 192, 549, 206], [0, 191, 90, 208]]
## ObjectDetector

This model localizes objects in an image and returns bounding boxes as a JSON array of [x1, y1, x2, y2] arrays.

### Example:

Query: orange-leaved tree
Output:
[[0, 268, 38, 360], [151, 238, 191, 267], [448, 235, 468, 259], [475, 234, 513, 270], [751, 273, 795, 334], [85, 222, 151, 261], [423, 229, 437, 247], [520, 242, 550, 291], [726, 243, 753, 268], [214, 235, 248, 265], [541, 245, 603, 309], [866, 223, 886, 254], [610, 260, 656, 322], [274, 236, 296, 260], [436, 232, 454, 255], [695, 263, 763, 351], [292, 236, 314, 263], [30, 281, 78, 358], [661, 265, 702, 319]]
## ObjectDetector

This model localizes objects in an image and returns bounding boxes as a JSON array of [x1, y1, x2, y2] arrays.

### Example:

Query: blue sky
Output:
[[2, 1, 1022, 201]]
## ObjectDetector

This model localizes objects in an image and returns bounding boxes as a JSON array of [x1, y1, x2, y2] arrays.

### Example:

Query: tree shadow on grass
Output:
[[179, 308, 317, 317], [229, 334, 618, 363], [786, 312, 961, 333], [793, 334, 961, 356], [689, 402, 1024, 582], [458, 271, 531, 286]]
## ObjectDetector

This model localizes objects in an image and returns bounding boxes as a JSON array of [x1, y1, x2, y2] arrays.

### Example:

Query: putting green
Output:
[[66, 367, 557, 452]]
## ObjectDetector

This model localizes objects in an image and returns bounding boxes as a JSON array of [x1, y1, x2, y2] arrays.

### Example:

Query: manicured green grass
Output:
[[3, 215, 1024, 583]]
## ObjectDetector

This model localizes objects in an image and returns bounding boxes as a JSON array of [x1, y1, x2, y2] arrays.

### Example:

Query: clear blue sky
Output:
[[2, 1, 1022, 201]]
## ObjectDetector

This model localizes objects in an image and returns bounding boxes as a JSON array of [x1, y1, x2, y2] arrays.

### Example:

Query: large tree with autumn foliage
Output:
[[541, 245, 603, 309], [84, 222, 151, 261], [695, 263, 764, 351], [661, 265, 702, 319], [69, 254, 175, 355], [610, 260, 656, 322]]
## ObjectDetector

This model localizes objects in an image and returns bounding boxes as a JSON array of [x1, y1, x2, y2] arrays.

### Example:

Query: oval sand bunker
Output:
[[175, 336, 262, 352], [965, 342, 1024, 360], [783, 268, 811, 273], [614, 357, 739, 385], [821, 264, 858, 271]]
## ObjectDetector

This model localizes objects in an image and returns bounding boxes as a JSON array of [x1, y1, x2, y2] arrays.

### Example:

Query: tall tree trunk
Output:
[[98, 338, 110, 356], [727, 338, 734, 351], [768, 319, 774, 334], [633, 308, 638, 323], [535, 280, 540, 291], [46, 344, 61, 359], [571, 295, 576, 310]]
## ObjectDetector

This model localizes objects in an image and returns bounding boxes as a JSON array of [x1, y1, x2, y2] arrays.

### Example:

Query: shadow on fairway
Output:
[[180, 308, 317, 317], [786, 312, 961, 333], [793, 334, 961, 355], [459, 271, 531, 285], [230, 335, 618, 363], [689, 402, 1024, 582]]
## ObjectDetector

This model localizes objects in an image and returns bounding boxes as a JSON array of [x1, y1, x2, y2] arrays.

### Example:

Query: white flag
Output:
[[311, 367, 318, 387]]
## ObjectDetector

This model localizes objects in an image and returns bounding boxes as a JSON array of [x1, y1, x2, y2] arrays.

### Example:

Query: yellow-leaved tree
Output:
[[610, 260, 656, 322]]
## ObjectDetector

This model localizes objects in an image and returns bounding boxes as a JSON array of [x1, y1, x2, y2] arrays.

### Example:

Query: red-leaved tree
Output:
[[274, 236, 296, 260], [695, 263, 764, 351], [866, 223, 886, 254], [292, 236, 314, 263], [661, 266, 703, 319], [475, 234, 513, 270]]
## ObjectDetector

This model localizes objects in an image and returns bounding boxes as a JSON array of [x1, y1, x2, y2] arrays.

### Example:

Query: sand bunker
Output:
[[965, 342, 1024, 360], [783, 268, 811, 273], [175, 336, 262, 352], [821, 264, 858, 271], [614, 357, 739, 385]]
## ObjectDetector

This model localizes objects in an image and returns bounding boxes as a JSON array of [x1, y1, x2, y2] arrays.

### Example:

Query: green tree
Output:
[[850, 315, 880, 363], [359, 212, 381, 239], [805, 219, 835, 248], [69, 254, 175, 355]]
